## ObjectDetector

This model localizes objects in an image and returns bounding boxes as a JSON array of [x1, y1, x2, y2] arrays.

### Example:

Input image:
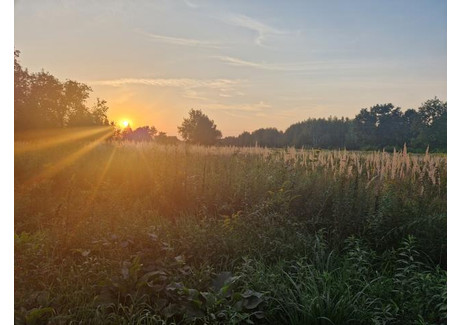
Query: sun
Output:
[[120, 120, 130, 128]]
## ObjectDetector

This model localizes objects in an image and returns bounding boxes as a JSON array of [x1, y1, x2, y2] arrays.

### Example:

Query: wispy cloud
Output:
[[217, 56, 378, 73], [90, 77, 244, 100], [183, 0, 199, 8], [226, 14, 287, 46], [91, 78, 237, 88], [206, 101, 271, 112], [135, 29, 223, 49], [217, 56, 316, 71], [183, 89, 209, 101], [217, 56, 289, 71]]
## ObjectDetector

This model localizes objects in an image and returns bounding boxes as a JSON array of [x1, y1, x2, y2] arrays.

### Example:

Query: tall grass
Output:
[[15, 137, 446, 324]]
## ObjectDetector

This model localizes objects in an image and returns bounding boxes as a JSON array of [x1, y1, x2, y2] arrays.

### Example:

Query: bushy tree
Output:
[[14, 50, 110, 130], [178, 109, 222, 145], [64, 80, 93, 127], [91, 98, 110, 126], [354, 104, 407, 149], [251, 128, 284, 147], [26, 71, 64, 128], [156, 132, 181, 145], [415, 97, 447, 151], [283, 117, 352, 149], [122, 126, 157, 142], [14, 50, 32, 130]]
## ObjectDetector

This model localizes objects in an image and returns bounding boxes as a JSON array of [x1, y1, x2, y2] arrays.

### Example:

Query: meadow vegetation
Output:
[[15, 130, 446, 324]]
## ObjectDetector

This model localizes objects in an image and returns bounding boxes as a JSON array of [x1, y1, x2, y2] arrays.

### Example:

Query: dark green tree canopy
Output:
[[14, 51, 110, 130], [221, 98, 447, 152], [178, 109, 222, 145], [414, 97, 447, 151], [121, 126, 158, 142]]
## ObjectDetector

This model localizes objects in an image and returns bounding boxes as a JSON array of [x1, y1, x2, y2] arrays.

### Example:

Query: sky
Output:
[[14, 0, 446, 137]]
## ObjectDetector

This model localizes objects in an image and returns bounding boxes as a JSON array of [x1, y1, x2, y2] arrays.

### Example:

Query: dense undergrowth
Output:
[[15, 136, 446, 324]]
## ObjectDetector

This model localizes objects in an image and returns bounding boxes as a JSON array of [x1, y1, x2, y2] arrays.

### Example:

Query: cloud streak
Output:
[[217, 56, 383, 73], [91, 78, 265, 113], [226, 14, 287, 46], [91, 77, 237, 88], [135, 29, 223, 49], [217, 56, 290, 71], [206, 101, 271, 112], [183, 0, 199, 8], [90, 77, 245, 100]]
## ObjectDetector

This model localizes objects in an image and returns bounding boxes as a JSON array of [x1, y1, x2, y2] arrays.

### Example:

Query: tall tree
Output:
[[64, 80, 93, 127], [251, 128, 283, 147], [353, 108, 378, 148], [91, 98, 110, 126], [14, 50, 32, 130], [402, 108, 419, 147], [178, 109, 222, 145], [354, 104, 407, 149], [28, 71, 64, 128], [416, 97, 447, 151], [123, 126, 157, 142], [14, 51, 111, 130]]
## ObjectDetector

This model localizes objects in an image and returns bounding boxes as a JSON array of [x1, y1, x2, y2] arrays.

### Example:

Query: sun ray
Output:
[[138, 145, 155, 179], [22, 129, 114, 187], [15, 127, 112, 154], [61, 143, 119, 243], [87, 144, 118, 205]]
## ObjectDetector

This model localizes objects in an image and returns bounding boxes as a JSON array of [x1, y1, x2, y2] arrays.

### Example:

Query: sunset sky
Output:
[[14, 0, 446, 137]]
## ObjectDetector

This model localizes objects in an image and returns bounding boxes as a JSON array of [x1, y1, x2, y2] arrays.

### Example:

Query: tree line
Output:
[[14, 51, 446, 152], [110, 125, 180, 145], [220, 99, 447, 152]]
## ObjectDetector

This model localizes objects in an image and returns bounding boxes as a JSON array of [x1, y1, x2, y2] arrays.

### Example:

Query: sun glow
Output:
[[120, 120, 130, 128]]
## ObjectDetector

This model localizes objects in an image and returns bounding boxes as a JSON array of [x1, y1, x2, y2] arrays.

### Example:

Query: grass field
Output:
[[14, 128, 447, 324]]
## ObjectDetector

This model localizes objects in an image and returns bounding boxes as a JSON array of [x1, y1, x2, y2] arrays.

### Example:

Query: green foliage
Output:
[[221, 98, 447, 152], [238, 236, 446, 325], [415, 97, 447, 151], [15, 141, 446, 323], [178, 109, 222, 145], [117, 126, 159, 142], [92, 255, 266, 324], [14, 51, 110, 130]]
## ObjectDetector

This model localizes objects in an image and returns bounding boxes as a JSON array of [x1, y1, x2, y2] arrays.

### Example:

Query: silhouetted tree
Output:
[[121, 126, 133, 136], [65, 81, 93, 127], [14, 50, 32, 130], [403, 108, 420, 147], [373, 104, 405, 148], [250, 128, 284, 147], [91, 98, 110, 126], [239, 131, 252, 146], [123, 126, 157, 142], [415, 97, 447, 151], [222, 98, 446, 152], [354, 104, 407, 149], [284, 117, 352, 149], [14, 50, 111, 130], [26, 71, 64, 128], [354, 108, 378, 148], [155, 132, 181, 145], [178, 109, 222, 145]]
